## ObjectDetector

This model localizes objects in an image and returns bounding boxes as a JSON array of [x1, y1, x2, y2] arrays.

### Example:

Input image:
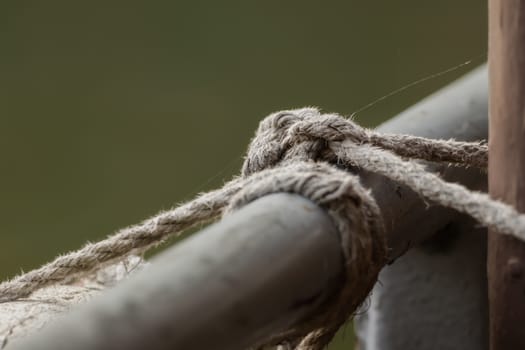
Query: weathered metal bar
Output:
[[488, 1, 525, 348], [9, 66, 489, 350]]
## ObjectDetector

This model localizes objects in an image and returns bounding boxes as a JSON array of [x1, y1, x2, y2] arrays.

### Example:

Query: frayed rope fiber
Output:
[[0, 107, 522, 349]]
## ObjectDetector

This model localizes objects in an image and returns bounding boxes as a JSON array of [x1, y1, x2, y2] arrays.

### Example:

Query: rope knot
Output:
[[242, 108, 373, 178], [242, 108, 320, 176], [285, 113, 369, 144], [236, 108, 388, 348]]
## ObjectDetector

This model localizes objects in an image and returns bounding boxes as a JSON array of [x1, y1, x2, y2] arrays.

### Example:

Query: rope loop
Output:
[[227, 161, 386, 349]]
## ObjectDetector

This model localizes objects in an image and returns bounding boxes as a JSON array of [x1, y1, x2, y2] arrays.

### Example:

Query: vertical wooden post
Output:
[[488, 1, 525, 349]]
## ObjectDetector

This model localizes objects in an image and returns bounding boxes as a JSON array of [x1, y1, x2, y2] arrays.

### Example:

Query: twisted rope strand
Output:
[[335, 142, 525, 240], [367, 132, 488, 168], [283, 111, 488, 168], [0, 178, 245, 302]]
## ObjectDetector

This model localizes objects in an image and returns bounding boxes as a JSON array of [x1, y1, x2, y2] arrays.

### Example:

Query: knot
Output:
[[238, 109, 388, 348], [285, 113, 369, 144], [227, 161, 387, 349], [242, 107, 489, 181], [242, 108, 371, 177], [242, 108, 318, 176]]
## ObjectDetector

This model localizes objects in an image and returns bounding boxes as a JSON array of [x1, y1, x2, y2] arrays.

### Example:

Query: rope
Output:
[[0, 107, 520, 349]]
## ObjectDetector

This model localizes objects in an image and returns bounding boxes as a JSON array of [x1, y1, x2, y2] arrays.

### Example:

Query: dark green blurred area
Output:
[[1, 1, 486, 348]]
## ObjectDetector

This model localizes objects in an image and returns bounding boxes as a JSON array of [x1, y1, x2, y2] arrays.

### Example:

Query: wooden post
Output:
[[488, 1, 525, 349]]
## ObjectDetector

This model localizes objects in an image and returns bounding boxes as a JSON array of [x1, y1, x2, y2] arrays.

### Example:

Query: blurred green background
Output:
[[1, 1, 486, 348]]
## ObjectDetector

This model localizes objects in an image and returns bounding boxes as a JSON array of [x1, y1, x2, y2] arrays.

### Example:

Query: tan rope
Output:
[[0, 106, 518, 350]]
